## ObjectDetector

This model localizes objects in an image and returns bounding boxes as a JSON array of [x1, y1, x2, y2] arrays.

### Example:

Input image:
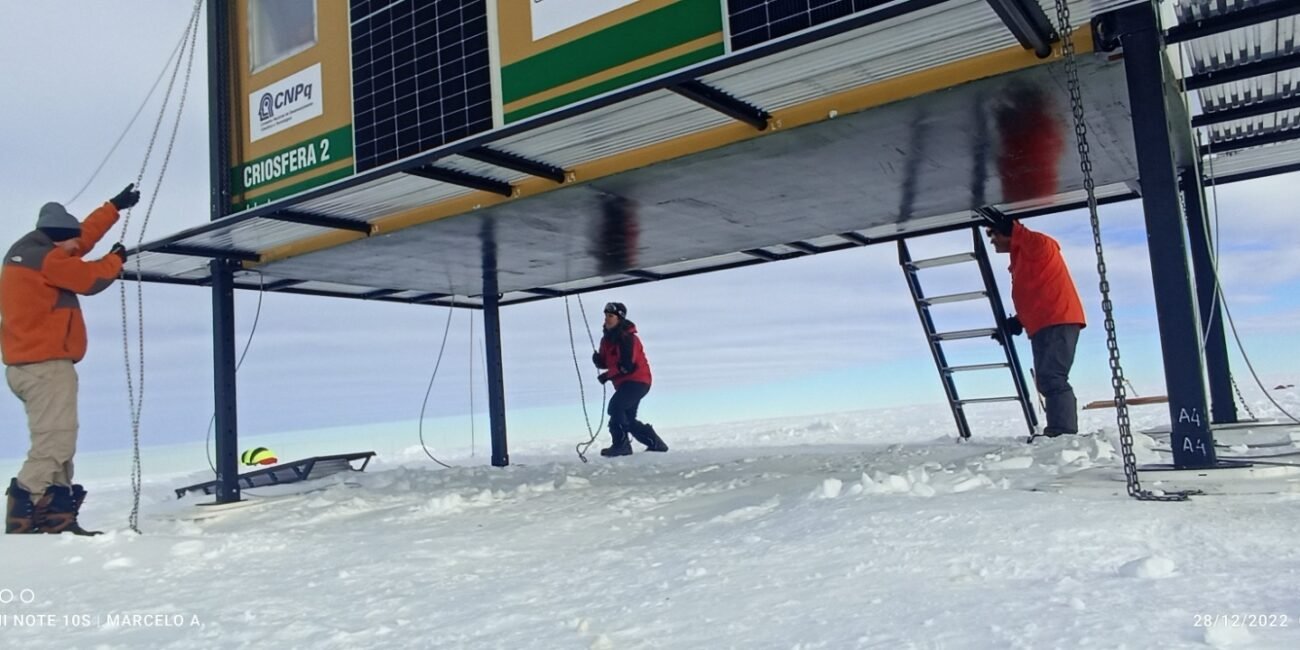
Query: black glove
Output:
[[1005, 315, 1023, 337], [111, 183, 141, 210], [597, 372, 610, 385], [591, 351, 602, 368], [109, 242, 128, 263]]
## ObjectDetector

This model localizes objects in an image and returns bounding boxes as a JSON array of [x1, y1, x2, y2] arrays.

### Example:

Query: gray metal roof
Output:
[[132, 0, 1160, 308], [1175, 0, 1300, 183]]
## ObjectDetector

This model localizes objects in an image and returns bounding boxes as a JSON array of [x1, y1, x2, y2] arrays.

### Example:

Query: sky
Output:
[[1, 1, 1298, 461]]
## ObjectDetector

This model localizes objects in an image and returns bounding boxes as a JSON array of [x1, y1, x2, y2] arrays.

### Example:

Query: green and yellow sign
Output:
[[230, 126, 354, 212], [498, 0, 726, 123]]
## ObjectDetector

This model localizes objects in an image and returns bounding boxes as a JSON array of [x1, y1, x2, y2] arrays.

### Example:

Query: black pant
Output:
[[607, 381, 650, 442], [1030, 324, 1081, 433]]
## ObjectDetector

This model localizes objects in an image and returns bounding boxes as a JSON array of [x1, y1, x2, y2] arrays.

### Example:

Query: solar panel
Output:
[[727, 0, 896, 50], [350, 0, 494, 172]]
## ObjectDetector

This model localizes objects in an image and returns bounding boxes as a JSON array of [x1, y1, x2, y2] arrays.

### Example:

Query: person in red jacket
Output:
[[591, 302, 667, 457], [2, 184, 138, 535], [987, 219, 1086, 437]]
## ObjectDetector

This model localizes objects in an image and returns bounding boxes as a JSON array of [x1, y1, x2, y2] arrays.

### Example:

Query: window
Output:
[[249, 0, 317, 72]]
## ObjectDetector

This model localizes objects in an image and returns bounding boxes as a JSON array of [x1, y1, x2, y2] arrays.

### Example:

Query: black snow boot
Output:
[[630, 423, 668, 452], [35, 485, 102, 536], [6, 478, 39, 534], [601, 429, 633, 457]]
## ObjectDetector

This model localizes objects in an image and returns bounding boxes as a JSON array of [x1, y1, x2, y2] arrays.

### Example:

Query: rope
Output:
[[569, 294, 608, 462], [417, 306, 457, 469], [121, 0, 204, 533], [66, 28, 190, 206], [1052, 0, 1191, 501], [1196, 136, 1293, 424]]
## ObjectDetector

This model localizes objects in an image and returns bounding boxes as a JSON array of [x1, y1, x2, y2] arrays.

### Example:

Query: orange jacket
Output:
[[1008, 221, 1085, 337], [1, 203, 123, 365]]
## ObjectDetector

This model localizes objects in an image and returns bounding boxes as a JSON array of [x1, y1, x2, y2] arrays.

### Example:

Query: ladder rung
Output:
[[956, 397, 1023, 405], [943, 363, 1011, 373], [907, 252, 976, 270], [932, 328, 997, 341], [920, 291, 987, 306]]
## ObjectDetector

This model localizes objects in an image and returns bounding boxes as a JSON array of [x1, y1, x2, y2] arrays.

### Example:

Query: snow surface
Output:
[[3, 399, 1300, 649]]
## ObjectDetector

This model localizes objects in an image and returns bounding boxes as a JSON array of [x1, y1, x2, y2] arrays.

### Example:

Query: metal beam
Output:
[[1166, 2, 1300, 44], [262, 279, 304, 291], [785, 241, 823, 255], [623, 269, 663, 281], [462, 147, 567, 183], [1199, 127, 1300, 156], [522, 287, 565, 297], [1180, 167, 1237, 424], [481, 221, 509, 467], [210, 259, 241, 504], [985, 0, 1056, 58], [153, 243, 260, 262], [359, 288, 403, 300], [262, 210, 373, 234], [1183, 52, 1300, 91], [740, 248, 783, 261], [838, 232, 872, 246], [1193, 94, 1300, 128], [669, 80, 770, 131], [1119, 3, 1216, 468], [1204, 160, 1300, 186], [406, 165, 513, 197]]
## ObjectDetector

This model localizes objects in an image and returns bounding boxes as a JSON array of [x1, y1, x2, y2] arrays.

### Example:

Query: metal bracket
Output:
[[669, 80, 770, 131], [406, 165, 514, 197]]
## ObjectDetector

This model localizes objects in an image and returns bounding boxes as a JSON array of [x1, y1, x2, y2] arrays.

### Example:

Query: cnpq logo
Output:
[[258, 93, 274, 120], [258, 82, 314, 121]]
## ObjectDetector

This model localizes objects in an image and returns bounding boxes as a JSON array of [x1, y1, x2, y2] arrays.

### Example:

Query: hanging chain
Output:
[[1230, 374, 1258, 421], [569, 294, 608, 462], [121, 0, 204, 532], [1052, 0, 1189, 501]]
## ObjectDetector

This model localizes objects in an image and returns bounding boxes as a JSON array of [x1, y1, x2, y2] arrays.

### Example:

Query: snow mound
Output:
[[1117, 555, 1177, 579]]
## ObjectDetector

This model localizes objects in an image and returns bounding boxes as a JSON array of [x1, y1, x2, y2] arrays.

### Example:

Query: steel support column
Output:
[[208, 2, 241, 502], [481, 220, 509, 467], [1179, 167, 1237, 424], [211, 259, 241, 503], [1117, 4, 1216, 466]]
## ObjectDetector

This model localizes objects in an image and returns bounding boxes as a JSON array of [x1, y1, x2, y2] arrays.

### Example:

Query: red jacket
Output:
[[1008, 221, 1086, 337], [596, 321, 652, 388], [1, 203, 123, 365]]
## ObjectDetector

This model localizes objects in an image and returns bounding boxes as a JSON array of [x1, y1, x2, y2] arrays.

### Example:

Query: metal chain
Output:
[[1230, 374, 1258, 421], [1052, 0, 1189, 501], [569, 294, 608, 462], [120, 0, 204, 533]]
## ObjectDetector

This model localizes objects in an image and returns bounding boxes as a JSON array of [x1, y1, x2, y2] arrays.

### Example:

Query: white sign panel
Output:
[[248, 63, 323, 142], [531, 0, 640, 41]]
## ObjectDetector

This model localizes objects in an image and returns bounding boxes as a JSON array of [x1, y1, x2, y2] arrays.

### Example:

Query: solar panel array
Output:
[[727, 0, 893, 50], [349, 0, 493, 172]]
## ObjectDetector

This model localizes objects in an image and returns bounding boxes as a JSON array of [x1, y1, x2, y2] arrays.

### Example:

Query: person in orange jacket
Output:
[[2, 184, 138, 535], [987, 219, 1086, 437]]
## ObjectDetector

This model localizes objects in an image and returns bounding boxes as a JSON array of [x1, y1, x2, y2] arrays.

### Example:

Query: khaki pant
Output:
[[6, 360, 78, 500]]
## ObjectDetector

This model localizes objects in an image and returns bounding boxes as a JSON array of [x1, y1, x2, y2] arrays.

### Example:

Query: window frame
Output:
[[248, 0, 319, 74]]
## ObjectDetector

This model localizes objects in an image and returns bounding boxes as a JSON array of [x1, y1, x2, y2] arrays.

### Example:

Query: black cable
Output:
[[417, 306, 457, 469], [205, 272, 266, 472]]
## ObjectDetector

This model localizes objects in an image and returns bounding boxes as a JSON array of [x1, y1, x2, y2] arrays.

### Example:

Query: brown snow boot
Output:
[[35, 485, 102, 536], [6, 478, 39, 534]]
